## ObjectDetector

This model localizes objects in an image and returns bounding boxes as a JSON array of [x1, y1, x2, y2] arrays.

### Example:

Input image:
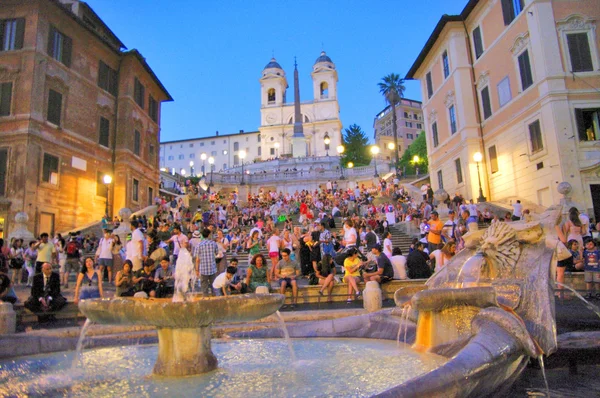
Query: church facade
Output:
[[258, 52, 343, 159]]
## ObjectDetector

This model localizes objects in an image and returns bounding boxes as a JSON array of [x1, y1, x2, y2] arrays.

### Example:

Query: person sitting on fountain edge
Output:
[[24, 262, 67, 319], [362, 244, 394, 285], [154, 257, 175, 298], [406, 242, 433, 279], [133, 259, 157, 297], [212, 266, 238, 296], [275, 248, 301, 308], [583, 238, 600, 299]]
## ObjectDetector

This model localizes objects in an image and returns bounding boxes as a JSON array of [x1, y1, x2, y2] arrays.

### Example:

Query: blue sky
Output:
[[86, 0, 466, 142]]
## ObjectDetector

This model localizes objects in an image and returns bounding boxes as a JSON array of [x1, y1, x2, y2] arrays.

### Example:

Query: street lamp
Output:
[[189, 161, 194, 177], [103, 174, 112, 218], [239, 150, 246, 185], [200, 153, 207, 176], [274, 142, 280, 158], [473, 151, 487, 202], [208, 156, 215, 187], [371, 145, 380, 177], [324, 132, 331, 156], [347, 162, 354, 168], [336, 145, 345, 180], [412, 155, 420, 176]]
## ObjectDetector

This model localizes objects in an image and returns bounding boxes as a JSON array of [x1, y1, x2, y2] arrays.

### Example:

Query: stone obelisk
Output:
[[291, 57, 307, 158]]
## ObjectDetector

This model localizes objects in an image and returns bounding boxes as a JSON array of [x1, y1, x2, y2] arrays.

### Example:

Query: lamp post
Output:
[[473, 152, 487, 202], [103, 174, 112, 219], [239, 150, 246, 185], [200, 153, 207, 177], [336, 145, 345, 180], [371, 145, 380, 177], [413, 155, 420, 176], [324, 132, 331, 156], [189, 161, 194, 177], [208, 156, 215, 187], [274, 142, 280, 158]]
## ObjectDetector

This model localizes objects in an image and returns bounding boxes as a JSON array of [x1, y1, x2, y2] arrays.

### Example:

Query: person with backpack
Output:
[[95, 230, 114, 283], [64, 237, 81, 288]]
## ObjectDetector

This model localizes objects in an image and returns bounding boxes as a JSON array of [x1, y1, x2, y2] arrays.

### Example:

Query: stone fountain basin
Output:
[[78, 294, 286, 328]]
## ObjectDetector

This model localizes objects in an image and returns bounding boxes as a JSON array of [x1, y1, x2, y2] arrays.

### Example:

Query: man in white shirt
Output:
[[580, 212, 591, 238], [129, 220, 145, 271], [95, 230, 114, 282], [442, 210, 457, 242], [390, 247, 407, 280], [167, 224, 189, 264], [467, 200, 479, 220], [512, 200, 523, 221]]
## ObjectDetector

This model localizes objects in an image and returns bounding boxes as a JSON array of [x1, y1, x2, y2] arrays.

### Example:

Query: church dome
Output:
[[314, 51, 333, 65], [264, 58, 283, 70]]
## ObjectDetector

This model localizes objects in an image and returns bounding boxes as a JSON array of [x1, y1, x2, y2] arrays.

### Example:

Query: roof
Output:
[[160, 130, 260, 145], [405, 0, 479, 79], [124, 50, 174, 102], [374, 98, 423, 119], [264, 58, 283, 70], [314, 51, 333, 64]]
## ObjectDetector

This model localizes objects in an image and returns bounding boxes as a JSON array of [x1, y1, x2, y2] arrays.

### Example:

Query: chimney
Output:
[[216, 130, 219, 136], [239, 129, 244, 134]]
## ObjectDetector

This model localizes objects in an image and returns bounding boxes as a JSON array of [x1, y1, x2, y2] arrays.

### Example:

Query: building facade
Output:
[[159, 130, 261, 176], [406, 0, 600, 220], [373, 98, 424, 162], [0, 0, 172, 239], [259, 52, 343, 159]]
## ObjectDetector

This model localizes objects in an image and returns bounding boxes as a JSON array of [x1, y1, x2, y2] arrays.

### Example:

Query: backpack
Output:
[[66, 241, 78, 255]]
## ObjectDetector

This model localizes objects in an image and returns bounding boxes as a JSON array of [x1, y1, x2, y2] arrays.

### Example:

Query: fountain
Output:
[[78, 248, 285, 376]]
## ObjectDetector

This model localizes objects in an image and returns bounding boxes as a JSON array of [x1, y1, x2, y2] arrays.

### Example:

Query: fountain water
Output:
[[275, 310, 296, 362], [71, 319, 93, 369], [172, 248, 196, 302], [555, 282, 600, 319]]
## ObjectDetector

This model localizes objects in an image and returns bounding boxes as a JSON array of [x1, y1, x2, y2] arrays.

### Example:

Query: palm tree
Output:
[[378, 73, 405, 176]]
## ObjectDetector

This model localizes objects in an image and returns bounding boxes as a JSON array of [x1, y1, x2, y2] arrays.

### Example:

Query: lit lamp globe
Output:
[[387, 142, 395, 150], [324, 133, 331, 145], [370, 146, 380, 155], [189, 161, 194, 167], [413, 155, 420, 163], [274, 142, 280, 149], [239, 150, 246, 160], [473, 152, 483, 162], [181, 169, 186, 176], [347, 162, 354, 168], [208, 156, 215, 166], [336, 145, 344, 155], [103, 174, 112, 185], [200, 153, 207, 161]]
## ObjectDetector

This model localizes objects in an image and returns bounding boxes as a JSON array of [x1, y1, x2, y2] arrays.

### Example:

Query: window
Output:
[[416, 123, 422, 129], [528, 120, 543, 153], [258, 147, 262, 156], [432, 122, 439, 147], [0, 18, 25, 51], [320, 82, 329, 99], [132, 178, 139, 202], [442, 51, 450, 78], [178, 154, 184, 160], [566, 33, 593, 72], [233, 155, 239, 165], [267, 88, 276, 103], [473, 26, 484, 59], [517, 50, 533, 91], [211, 141, 215, 145], [258, 135, 261, 142], [149, 95, 158, 122], [168, 155, 174, 160], [0, 82, 12, 116], [233, 142, 239, 151], [270, 148, 275, 156], [97, 61, 117, 96], [189, 154, 194, 159], [455, 159, 463, 184], [200, 142, 204, 146], [98, 116, 110, 147], [148, 187, 153, 206], [407, 133, 414, 140], [47, 89, 62, 126], [497, 76, 512, 107], [0, 148, 7, 196], [426, 72, 433, 98], [42, 153, 59, 185], [211, 151, 217, 156], [189, 143, 194, 148], [47, 26, 72, 67], [481, 86, 492, 120], [575, 108, 600, 142], [501, 0, 524, 26], [404, 112, 408, 118], [488, 145, 499, 173], [449, 105, 457, 134], [437, 170, 444, 189], [134, 130, 141, 156], [149, 144, 155, 158], [134, 78, 145, 108], [96, 171, 108, 198]]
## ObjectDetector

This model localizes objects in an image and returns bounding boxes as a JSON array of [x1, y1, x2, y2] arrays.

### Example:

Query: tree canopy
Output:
[[341, 124, 370, 167], [398, 131, 428, 175], [378, 73, 405, 105]]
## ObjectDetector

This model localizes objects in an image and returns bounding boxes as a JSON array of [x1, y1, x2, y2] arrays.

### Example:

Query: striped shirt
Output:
[[193, 239, 218, 276]]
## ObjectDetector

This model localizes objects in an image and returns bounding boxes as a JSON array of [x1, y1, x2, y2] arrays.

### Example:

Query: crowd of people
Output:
[[1, 179, 599, 319]]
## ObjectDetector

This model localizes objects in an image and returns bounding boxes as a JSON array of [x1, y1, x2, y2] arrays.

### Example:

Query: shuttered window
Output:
[[442, 51, 450, 78], [566, 33, 593, 73], [47, 26, 72, 67], [132, 178, 139, 202], [528, 120, 543, 153], [0, 82, 12, 116], [98, 61, 118, 95], [489, 146, 498, 174], [449, 105, 457, 134], [134, 78, 145, 108], [0, 148, 7, 196], [574, 108, 600, 142], [99, 116, 110, 147], [42, 153, 59, 184], [455, 159, 463, 184], [0, 18, 25, 51], [426, 72, 433, 98], [481, 86, 492, 120], [473, 26, 484, 59], [518, 50, 533, 90], [134, 130, 141, 156], [148, 95, 158, 122], [501, 0, 524, 26], [47, 89, 62, 126], [432, 122, 439, 147], [437, 170, 444, 190]]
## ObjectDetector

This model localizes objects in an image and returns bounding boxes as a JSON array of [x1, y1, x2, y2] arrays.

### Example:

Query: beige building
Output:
[[406, 0, 600, 221], [259, 52, 343, 158], [0, 0, 172, 239], [373, 98, 424, 162]]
